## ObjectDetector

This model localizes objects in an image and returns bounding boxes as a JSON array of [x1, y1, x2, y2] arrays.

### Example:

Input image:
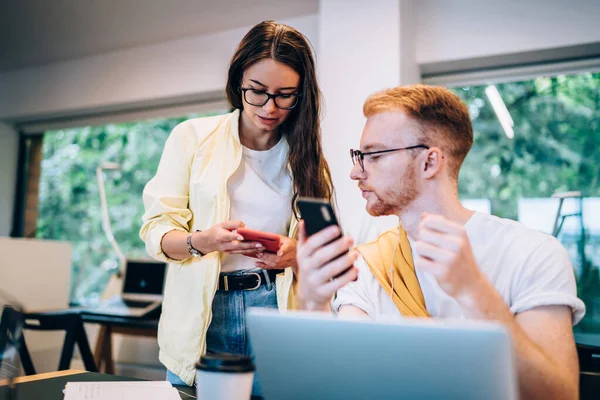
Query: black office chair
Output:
[[0, 305, 24, 371], [19, 310, 97, 374], [578, 343, 600, 400], [0, 304, 24, 400]]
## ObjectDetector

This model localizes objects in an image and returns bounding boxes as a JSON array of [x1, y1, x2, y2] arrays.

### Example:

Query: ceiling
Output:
[[0, 0, 319, 72]]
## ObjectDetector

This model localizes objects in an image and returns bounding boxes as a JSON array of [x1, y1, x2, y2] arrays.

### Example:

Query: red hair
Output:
[[364, 85, 473, 179]]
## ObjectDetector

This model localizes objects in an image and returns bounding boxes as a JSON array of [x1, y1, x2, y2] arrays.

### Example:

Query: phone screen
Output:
[[297, 197, 351, 278]]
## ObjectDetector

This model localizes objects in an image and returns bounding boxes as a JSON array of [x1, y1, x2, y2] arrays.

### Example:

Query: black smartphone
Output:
[[297, 197, 352, 278], [297, 197, 341, 237]]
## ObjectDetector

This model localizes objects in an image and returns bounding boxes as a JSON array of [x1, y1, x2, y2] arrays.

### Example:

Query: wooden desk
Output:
[[81, 313, 159, 374], [3, 370, 197, 400], [0, 369, 85, 387], [12, 369, 86, 384]]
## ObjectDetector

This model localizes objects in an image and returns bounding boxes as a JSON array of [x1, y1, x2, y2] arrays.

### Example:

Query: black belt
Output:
[[218, 269, 284, 291]]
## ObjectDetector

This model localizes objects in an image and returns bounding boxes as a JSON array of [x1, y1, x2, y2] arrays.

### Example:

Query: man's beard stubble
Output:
[[366, 165, 418, 217]]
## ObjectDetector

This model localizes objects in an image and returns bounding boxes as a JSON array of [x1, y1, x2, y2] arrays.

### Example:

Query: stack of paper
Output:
[[63, 381, 182, 400]]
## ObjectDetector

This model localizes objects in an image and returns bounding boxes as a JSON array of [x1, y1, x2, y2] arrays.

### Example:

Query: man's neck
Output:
[[399, 190, 474, 240]]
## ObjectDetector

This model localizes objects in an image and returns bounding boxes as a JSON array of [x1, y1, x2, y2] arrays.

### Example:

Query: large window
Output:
[[35, 110, 227, 305], [452, 71, 600, 332]]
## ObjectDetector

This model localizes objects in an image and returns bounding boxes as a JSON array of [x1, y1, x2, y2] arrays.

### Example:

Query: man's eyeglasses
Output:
[[241, 88, 301, 110], [350, 144, 430, 172]]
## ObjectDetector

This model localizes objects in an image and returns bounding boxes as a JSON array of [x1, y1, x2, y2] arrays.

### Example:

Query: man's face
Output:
[[350, 112, 424, 217]]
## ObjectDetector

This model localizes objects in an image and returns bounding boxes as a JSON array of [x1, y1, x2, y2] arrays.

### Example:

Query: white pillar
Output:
[[318, 0, 419, 243]]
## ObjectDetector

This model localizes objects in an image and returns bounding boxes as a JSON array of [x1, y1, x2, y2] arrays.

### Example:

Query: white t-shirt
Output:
[[333, 212, 586, 324], [220, 137, 293, 272]]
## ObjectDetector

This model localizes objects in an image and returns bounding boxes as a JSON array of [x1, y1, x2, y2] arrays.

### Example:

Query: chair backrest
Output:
[[20, 311, 97, 374]]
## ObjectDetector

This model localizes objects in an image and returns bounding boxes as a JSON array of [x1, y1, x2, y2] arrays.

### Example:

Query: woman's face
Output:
[[240, 58, 301, 133]]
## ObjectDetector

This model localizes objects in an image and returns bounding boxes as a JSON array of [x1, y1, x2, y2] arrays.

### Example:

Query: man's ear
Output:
[[422, 147, 443, 179]]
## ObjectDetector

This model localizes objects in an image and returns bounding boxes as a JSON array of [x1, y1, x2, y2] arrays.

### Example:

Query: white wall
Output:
[[2, 1, 599, 121], [0, 123, 17, 236], [319, 0, 418, 242], [0, 15, 318, 121], [416, 0, 600, 64]]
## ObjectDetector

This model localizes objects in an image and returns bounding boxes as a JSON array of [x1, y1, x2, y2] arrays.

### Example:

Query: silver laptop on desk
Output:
[[246, 309, 517, 400], [84, 259, 167, 317]]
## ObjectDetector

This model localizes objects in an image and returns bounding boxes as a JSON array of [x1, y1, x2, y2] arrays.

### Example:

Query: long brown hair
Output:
[[226, 20, 333, 213]]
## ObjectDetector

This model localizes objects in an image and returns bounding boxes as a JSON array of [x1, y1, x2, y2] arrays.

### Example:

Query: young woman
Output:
[[140, 20, 333, 394]]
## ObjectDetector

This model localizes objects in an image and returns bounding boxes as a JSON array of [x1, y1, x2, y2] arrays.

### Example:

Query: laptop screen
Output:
[[122, 260, 167, 295]]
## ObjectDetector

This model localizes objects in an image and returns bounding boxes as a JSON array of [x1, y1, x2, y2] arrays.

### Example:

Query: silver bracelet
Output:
[[186, 230, 204, 257]]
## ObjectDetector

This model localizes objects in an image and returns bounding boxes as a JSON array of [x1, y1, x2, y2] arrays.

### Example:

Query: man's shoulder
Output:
[[468, 212, 567, 266], [469, 212, 556, 247]]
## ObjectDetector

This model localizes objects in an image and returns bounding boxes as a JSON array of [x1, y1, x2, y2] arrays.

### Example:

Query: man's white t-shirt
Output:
[[220, 137, 293, 272], [333, 212, 586, 324]]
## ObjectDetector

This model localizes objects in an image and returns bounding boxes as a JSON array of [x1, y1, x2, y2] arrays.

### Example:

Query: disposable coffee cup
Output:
[[196, 353, 255, 400]]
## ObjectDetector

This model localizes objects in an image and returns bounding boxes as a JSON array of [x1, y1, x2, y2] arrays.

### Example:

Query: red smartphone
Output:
[[237, 228, 282, 254]]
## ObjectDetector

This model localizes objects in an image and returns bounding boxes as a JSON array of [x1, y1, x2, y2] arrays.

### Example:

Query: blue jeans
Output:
[[166, 269, 278, 397]]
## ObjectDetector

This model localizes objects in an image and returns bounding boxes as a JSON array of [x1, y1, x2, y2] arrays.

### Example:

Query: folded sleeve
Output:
[[139, 122, 197, 263], [332, 256, 377, 316], [510, 236, 586, 325]]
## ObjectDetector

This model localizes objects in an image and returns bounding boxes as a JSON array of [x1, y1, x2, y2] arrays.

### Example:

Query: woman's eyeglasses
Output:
[[241, 88, 301, 110]]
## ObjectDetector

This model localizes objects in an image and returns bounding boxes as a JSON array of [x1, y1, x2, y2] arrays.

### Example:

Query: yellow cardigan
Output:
[[355, 227, 429, 317], [140, 110, 298, 385]]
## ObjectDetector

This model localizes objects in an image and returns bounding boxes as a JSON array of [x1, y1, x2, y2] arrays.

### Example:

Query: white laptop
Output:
[[83, 259, 167, 317], [246, 308, 517, 400]]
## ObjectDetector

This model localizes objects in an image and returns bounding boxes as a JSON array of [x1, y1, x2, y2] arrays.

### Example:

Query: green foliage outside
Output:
[[36, 111, 226, 305], [454, 73, 600, 216]]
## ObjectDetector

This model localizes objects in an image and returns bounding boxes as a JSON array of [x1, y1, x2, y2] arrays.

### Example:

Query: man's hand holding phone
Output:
[[296, 221, 359, 312]]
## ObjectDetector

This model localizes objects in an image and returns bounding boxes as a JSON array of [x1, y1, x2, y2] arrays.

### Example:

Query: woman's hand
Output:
[[254, 236, 298, 271], [193, 221, 264, 256]]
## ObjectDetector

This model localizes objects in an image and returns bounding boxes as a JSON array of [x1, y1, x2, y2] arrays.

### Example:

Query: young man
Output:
[[296, 85, 585, 400]]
